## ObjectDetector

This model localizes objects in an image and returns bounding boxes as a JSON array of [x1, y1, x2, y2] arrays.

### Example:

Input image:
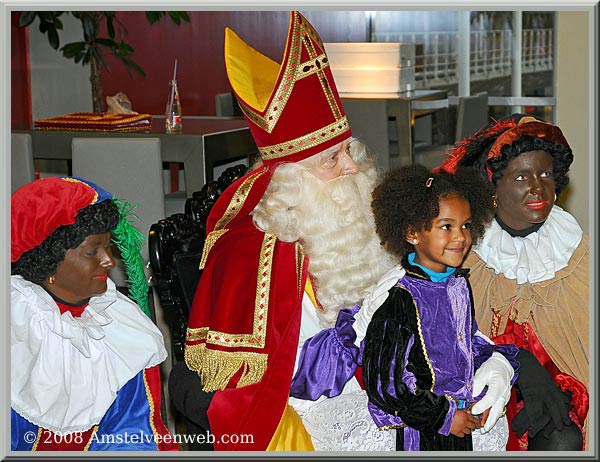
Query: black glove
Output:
[[512, 349, 573, 438]]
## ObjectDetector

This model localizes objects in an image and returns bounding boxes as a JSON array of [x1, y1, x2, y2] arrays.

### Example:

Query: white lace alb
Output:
[[298, 389, 508, 451], [297, 390, 395, 451], [472, 415, 509, 451], [11, 276, 167, 433]]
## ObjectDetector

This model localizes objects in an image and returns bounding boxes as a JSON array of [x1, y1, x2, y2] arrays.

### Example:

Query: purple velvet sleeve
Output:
[[368, 401, 405, 428], [366, 335, 415, 428], [439, 399, 457, 436], [289, 306, 360, 400]]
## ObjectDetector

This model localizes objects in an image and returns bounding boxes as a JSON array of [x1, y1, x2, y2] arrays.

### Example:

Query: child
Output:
[[362, 164, 519, 451]]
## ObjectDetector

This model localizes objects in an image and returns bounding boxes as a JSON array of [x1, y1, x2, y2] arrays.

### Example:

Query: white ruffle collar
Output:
[[473, 205, 583, 284], [11, 276, 167, 433]]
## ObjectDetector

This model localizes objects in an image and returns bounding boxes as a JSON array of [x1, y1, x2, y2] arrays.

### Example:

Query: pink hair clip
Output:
[[425, 177, 434, 188]]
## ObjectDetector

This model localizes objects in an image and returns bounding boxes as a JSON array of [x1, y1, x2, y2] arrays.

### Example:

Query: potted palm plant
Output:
[[19, 11, 190, 113]]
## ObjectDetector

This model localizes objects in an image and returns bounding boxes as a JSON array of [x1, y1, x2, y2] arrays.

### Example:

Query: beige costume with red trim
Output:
[[464, 208, 589, 444]]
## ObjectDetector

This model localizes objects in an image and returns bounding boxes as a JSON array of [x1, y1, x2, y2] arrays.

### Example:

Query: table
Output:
[[13, 116, 258, 197], [341, 89, 449, 169]]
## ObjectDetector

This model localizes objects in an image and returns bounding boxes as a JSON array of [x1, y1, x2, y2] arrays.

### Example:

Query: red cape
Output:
[[185, 167, 309, 450]]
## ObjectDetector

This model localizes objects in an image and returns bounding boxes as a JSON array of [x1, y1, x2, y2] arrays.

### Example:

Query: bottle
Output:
[[165, 79, 183, 134]]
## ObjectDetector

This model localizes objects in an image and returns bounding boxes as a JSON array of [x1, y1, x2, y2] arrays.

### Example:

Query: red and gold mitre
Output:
[[225, 11, 351, 165]]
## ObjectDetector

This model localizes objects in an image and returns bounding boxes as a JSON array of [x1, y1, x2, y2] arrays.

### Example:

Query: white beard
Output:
[[252, 148, 394, 327]]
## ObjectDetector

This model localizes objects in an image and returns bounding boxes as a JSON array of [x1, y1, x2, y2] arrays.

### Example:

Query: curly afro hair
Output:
[[372, 164, 495, 262], [12, 200, 120, 283], [487, 135, 573, 196]]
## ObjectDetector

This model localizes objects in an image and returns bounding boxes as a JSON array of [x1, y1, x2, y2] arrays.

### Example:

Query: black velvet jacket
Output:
[[362, 259, 475, 451]]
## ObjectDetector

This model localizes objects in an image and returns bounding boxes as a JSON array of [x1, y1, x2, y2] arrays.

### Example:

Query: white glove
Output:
[[353, 265, 405, 347], [470, 351, 514, 433]]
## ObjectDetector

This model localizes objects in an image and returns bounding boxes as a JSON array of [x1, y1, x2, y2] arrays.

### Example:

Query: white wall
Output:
[[555, 11, 591, 234], [29, 14, 91, 121]]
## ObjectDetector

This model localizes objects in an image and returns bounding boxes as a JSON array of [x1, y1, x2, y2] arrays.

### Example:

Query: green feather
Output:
[[111, 199, 150, 317]]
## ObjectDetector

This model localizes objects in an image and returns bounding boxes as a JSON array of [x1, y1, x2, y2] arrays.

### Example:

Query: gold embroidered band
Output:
[[193, 233, 275, 351], [186, 326, 210, 342], [259, 117, 349, 160], [199, 229, 229, 270], [237, 18, 313, 133], [199, 169, 269, 270], [213, 169, 267, 231]]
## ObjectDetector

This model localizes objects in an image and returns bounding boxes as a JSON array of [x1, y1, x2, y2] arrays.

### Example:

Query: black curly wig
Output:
[[372, 164, 495, 262], [487, 135, 573, 196], [448, 115, 573, 198], [12, 200, 120, 283]]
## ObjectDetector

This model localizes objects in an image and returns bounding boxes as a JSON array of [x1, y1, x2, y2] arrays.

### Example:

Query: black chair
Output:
[[215, 92, 243, 117], [454, 91, 489, 142], [148, 164, 248, 362], [149, 164, 247, 449]]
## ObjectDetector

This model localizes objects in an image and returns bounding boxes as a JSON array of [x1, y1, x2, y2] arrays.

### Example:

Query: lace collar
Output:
[[473, 205, 583, 283], [11, 276, 167, 433]]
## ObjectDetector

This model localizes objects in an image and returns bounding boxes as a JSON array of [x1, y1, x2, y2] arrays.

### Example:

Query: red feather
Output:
[[435, 117, 517, 173]]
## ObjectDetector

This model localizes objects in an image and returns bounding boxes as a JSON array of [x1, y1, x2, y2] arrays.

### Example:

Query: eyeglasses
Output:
[[318, 138, 356, 170]]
